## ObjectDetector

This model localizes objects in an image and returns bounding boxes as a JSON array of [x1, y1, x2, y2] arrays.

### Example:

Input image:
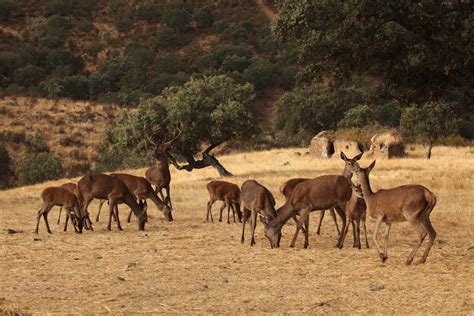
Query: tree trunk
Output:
[[425, 142, 433, 159], [168, 151, 233, 177]]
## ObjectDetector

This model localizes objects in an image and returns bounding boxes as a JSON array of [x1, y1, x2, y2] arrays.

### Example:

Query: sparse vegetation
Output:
[[16, 152, 63, 185]]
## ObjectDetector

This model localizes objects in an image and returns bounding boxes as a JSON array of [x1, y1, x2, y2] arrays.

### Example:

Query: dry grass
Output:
[[1, 146, 473, 314]]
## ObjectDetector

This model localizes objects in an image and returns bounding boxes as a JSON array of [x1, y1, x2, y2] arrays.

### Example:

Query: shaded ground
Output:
[[1, 147, 473, 314]]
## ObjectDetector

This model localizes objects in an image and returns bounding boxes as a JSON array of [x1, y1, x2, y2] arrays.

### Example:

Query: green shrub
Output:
[[17, 152, 64, 185], [124, 43, 153, 67], [136, 3, 161, 22], [46, 49, 83, 73], [337, 104, 375, 129], [221, 55, 251, 73], [281, 66, 298, 89], [25, 132, 49, 153], [222, 21, 255, 44], [0, 144, 10, 176], [374, 100, 402, 127], [77, 19, 93, 33], [13, 65, 46, 87], [194, 6, 214, 28], [44, 0, 73, 16], [0, 52, 18, 77], [84, 42, 102, 58], [43, 75, 89, 99], [161, 4, 192, 33], [154, 26, 175, 49], [114, 9, 132, 34], [0, 0, 17, 21], [243, 58, 276, 89], [459, 120, 474, 140], [65, 160, 90, 177]]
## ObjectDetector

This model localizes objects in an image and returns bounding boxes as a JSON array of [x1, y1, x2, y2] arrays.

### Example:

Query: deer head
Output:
[[260, 216, 281, 249], [145, 128, 182, 160], [340, 151, 363, 179]]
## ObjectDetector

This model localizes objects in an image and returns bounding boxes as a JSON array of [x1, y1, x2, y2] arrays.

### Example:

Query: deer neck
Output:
[[149, 189, 166, 211], [123, 192, 142, 215], [357, 171, 374, 202], [269, 202, 295, 229], [342, 165, 353, 180]]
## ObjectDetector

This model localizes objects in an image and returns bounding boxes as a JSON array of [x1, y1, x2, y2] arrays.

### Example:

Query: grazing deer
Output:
[[348, 161, 437, 265], [95, 199, 111, 222], [262, 175, 351, 249], [206, 180, 243, 224], [281, 178, 340, 235], [57, 182, 80, 224], [35, 187, 84, 234], [145, 130, 182, 211], [78, 174, 147, 231], [240, 180, 280, 246], [340, 183, 369, 249], [111, 173, 173, 223]]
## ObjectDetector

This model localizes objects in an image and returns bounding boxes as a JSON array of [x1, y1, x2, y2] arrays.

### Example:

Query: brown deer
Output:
[[262, 175, 351, 249], [206, 180, 243, 224], [281, 178, 340, 235], [145, 130, 182, 211], [111, 173, 173, 223], [35, 187, 84, 234], [78, 174, 147, 231], [340, 183, 369, 249], [240, 180, 280, 246], [57, 182, 80, 224], [347, 161, 437, 265]]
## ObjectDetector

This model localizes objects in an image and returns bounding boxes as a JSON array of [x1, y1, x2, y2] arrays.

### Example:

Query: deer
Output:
[[78, 173, 147, 231], [340, 182, 369, 249], [206, 180, 243, 224], [281, 178, 340, 236], [262, 175, 351, 249], [35, 187, 85, 234], [145, 129, 182, 212], [111, 173, 173, 223], [240, 180, 280, 246], [347, 160, 437, 265], [56, 182, 80, 224]]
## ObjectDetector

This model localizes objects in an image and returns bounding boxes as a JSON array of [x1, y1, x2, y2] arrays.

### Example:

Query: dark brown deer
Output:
[[281, 178, 340, 235], [340, 183, 369, 249], [240, 180, 280, 246], [262, 175, 351, 249], [347, 161, 437, 265], [78, 174, 147, 231], [35, 187, 84, 234], [111, 173, 173, 222], [206, 180, 243, 224], [145, 130, 182, 211]]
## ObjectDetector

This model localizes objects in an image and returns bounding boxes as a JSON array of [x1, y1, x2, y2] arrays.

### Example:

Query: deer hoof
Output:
[[380, 254, 388, 262]]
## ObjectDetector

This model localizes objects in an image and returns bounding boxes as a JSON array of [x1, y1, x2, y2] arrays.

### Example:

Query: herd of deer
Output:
[[34, 134, 438, 266]]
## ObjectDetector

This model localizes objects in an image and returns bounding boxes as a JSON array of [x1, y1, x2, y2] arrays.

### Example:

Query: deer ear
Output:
[[354, 152, 363, 161], [340, 152, 348, 161], [367, 160, 376, 173]]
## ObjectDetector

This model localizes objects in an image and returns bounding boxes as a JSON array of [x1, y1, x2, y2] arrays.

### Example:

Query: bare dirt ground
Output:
[[1, 147, 473, 314]]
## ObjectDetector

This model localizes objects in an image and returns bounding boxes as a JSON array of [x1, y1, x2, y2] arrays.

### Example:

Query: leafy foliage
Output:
[[16, 152, 64, 185]]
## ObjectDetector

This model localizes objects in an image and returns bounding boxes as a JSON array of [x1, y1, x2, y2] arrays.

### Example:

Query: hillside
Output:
[[1, 147, 473, 313]]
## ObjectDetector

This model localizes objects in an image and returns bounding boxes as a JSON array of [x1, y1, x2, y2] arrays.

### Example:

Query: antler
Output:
[[143, 125, 159, 147], [162, 128, 182, 149]]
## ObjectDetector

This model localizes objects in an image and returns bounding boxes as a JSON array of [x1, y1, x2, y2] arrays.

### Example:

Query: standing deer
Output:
[[281, 178, 340, 235], [262, 175, 351, 249], [340, 183, 369, 249], [206, 180, 243, 224], [35, 187, 84, 234], [347, 161, 437, 265], [240, 180, 280, 246], [145, 130, 182, 211], [57, 182, 80, 224], [78, 174, 147, 231], [111, 173, 173, 222]]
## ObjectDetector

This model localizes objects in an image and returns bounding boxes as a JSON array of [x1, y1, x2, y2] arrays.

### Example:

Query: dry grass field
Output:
[[1, 146, 473, 314]]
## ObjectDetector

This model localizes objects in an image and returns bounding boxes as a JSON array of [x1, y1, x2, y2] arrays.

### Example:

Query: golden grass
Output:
[[1, 146, 473, 314]]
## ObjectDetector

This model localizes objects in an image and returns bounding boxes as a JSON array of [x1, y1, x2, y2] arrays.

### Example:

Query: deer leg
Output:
[[418, 218, 436, 264], [95, 199, 106, 222], [165, 186, 172, 210], [35, 206, 47, 234], [338, 213, 351, 249], [382, 223, 391, 262], [316, 210, 325, 235], [107, 201, 114, 231], [241, 208, 250, 243], [57, 207, 62, 224], [207, 200, 215, 222], [291, 215, 306, 233], [43, 206, 53, 234], [372, 215, 384, 261], [333, 206, 346, 249], [303, 213, 310, 249], [114, 204, 122, 231], [363, 218, 369, 248], [127, 209, 133, 223], [290, 210, 309, 248], [230, 203, 236, 223], [351, 219, 357, 248], [250, 210, 258, 246], [218, 201, 226, 222], [64, 211, 69, 232], [356, 219, 361, 249], [329, 208, 340, 236], [405, 220, 427, 265]]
